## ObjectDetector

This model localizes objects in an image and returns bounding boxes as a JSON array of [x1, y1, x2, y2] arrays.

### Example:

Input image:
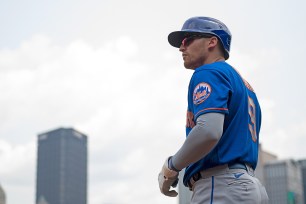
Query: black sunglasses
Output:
[[181, 34, 214, 47]]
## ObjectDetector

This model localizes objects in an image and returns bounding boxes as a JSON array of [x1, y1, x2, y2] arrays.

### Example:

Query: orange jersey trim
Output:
[[231, 66, 255, 92]]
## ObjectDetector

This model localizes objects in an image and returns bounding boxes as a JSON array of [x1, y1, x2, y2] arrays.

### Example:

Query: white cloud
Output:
[[115, 36, 139, 58], [261, 119, 306, 160], [260, 98, 276, 128], [0, 140, 35, 175], [0, 139, 36, 204], [0, 35, 62, 71], [0, 34, 187, 204]]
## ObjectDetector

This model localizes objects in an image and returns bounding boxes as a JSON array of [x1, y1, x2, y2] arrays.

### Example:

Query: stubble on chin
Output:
[[183, 61, 196, 70]]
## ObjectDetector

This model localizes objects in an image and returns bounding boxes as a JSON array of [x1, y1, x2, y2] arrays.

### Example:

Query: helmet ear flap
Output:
[[210, 29, 231, 60]]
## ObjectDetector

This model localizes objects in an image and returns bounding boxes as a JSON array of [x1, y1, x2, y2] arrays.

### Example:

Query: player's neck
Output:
[[203, 55, 225, 65]]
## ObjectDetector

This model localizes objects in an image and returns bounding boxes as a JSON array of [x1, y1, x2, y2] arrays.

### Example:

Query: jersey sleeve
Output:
[[189, 69, 231, 120]]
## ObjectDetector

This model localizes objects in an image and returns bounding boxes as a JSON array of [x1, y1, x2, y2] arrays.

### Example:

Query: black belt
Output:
[[187, 163, 252, 190], [228, 162, 249, 170]]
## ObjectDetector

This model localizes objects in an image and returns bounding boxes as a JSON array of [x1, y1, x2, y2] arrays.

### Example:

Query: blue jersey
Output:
[[183, 61, 261, 186]]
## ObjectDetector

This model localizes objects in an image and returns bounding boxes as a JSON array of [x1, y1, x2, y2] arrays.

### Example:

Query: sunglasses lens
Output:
[[182, 36, 194, 47], [181, 34, 213, 47]]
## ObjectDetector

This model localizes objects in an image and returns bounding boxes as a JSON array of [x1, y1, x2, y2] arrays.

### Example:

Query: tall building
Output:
[[264, 159, 304, 204], [0, 183, 5, 204], [36, 127, 88, 204], [298, 159, 306, 204], [255, 144, 277, 186]]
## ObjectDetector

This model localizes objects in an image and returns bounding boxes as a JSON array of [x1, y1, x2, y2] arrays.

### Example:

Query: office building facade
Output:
[[255, 144, 277, 186], [298, 159, 306, 204], [36, 127, 88, 204], [264, 159, 304, 204], [0, 183, 5, 204]]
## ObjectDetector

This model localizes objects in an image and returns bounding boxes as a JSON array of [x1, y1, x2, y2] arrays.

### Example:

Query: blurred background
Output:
[[0, 0, 306, 203]]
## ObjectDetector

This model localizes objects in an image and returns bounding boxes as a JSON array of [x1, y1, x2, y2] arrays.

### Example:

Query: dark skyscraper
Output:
[[36, 127, 88, 204]]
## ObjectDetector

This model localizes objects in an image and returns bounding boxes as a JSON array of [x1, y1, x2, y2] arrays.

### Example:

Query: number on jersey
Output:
[[248, 96, 257, 142]]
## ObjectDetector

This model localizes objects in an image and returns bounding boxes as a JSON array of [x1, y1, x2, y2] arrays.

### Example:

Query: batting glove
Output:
[[158, 157, 179, 197]]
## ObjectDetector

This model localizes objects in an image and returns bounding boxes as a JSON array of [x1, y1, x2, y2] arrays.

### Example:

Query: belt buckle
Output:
[[188, 172, 202, 191], [228, 163, 247, 170], [187, 179, 194, 191], [193, 172, 202, 181]]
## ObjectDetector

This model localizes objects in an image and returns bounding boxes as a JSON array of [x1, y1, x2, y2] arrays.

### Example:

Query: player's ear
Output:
[[208, 36, 218, 48]]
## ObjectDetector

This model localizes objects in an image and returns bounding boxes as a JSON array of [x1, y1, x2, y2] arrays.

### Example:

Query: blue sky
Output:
[[1, 0, 306, 204]]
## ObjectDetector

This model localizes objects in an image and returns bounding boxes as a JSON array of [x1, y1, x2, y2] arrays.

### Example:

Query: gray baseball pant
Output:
[[190, 165, 269, 204]]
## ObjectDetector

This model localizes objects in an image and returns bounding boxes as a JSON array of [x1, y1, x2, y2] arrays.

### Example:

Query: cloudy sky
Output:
[[0, 0, 306, 203]]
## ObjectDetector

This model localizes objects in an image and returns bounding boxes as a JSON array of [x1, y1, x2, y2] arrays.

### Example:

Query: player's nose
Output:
[[179, 44, 185, 52]]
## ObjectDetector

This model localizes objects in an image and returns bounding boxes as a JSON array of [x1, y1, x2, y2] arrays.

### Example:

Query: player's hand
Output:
[[158, 157, 179, 197]]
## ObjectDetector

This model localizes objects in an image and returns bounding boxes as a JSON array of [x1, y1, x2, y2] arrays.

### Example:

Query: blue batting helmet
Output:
[[168, 17, 232, 59]]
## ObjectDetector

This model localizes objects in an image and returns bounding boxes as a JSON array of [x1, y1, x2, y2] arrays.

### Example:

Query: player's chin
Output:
[[184, 62, 196, 70]]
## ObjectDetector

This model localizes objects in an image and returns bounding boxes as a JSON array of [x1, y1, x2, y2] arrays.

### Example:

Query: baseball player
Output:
[[158, 17, 269, 204]]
